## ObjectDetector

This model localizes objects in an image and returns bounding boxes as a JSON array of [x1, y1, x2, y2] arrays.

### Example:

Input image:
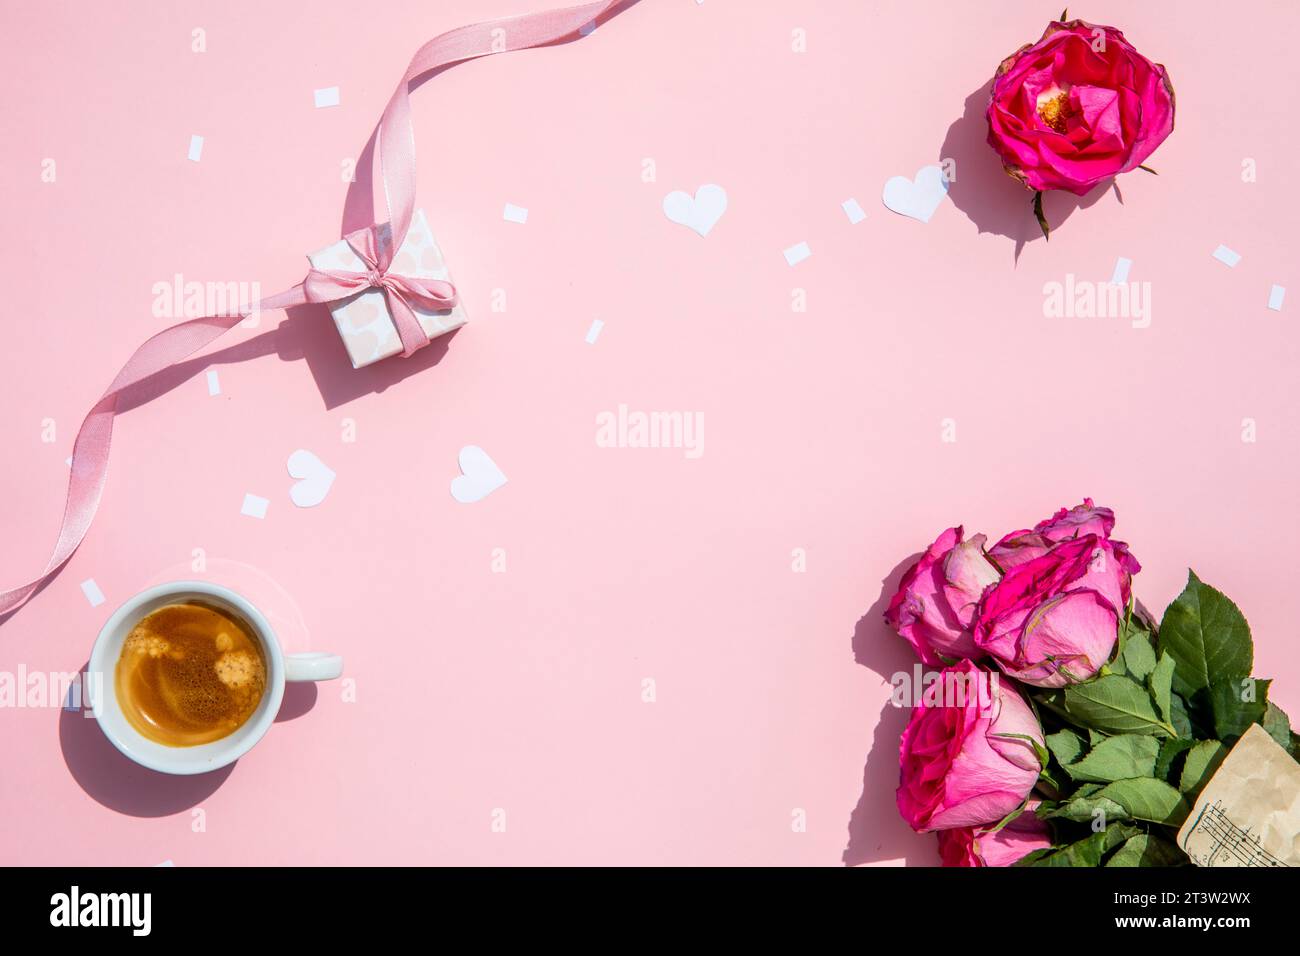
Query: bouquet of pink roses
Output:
[[885, 501, 1299, 866]]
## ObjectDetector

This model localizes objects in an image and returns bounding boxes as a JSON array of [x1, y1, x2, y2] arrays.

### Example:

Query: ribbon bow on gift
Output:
[[303, 225, 458, 358]]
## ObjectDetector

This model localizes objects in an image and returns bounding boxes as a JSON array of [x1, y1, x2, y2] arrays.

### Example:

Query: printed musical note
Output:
[[1181, 800, 1288, 867]]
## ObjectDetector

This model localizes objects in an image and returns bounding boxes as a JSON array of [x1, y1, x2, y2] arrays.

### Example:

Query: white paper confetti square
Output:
[[841, 198, 866, 225], [313, 86, 340, 109], [1268, 284, 1286, 311], [783, 241, 812, 267], [503, 203, 529, 224], [206, 370, 221, 396], [1110, 256, 1132, 285], [1213, 244, 1241, 268], [187, 135, 204, 163], [585, 319, 604, 345], [240, 493, 269, 519], [80, 578, 105, 608]]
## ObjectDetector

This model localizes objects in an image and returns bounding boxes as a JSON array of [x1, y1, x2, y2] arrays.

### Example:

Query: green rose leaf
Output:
[[1148, 651, 1176, 725], [1179, 739, 1228, 797], [1095, 777, 1190, 826], [1046, 729, 1087, 768], [1105, 833, 1187, 868], [1027, 823, 1142, 867], [1157, 571, 1253, 698], [1063, 734, 1160, 784], [1262, 701, 1295, 752], [1063, 674, 1176, 738], [1154, 736, 1196, 782], [1121, 630, 1158, 682], [1043, 784, 1123, 823], [1040, 785, 1123, 822], [1012, 847, 1055, 866], [1208, 677, 1270, 742], [1169, 692, 1195, 739], [1108, 603, 1149, 677]]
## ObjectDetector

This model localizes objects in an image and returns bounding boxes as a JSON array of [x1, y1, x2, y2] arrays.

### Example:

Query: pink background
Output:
[[2, 0, 1297, 866]]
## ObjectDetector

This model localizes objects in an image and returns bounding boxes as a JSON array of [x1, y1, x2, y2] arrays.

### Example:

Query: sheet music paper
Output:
[[1177, 724, 1300, 866]]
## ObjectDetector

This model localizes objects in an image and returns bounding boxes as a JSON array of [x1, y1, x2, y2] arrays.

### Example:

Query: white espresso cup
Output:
[[87, 580, 342, 775]]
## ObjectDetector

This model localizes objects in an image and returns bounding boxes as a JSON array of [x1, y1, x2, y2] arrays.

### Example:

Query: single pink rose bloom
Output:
[[885, 527, 1000, 665], [896, 660, 1043, 832], [936, 801, 1053, 867], [973, 534, 1134, 687], [986, 19, 1175, 195], [989, 498, 1141, 574]]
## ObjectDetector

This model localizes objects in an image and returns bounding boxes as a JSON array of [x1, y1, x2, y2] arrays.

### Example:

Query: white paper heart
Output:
[[881, 165, 950, 224], [662, 184, 728, 237], [287, 449, 336, 508], [450, 445, 507, 503]]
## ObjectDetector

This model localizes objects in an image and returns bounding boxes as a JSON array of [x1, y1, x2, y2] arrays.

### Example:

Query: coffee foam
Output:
[[116, 602, 267, 746]]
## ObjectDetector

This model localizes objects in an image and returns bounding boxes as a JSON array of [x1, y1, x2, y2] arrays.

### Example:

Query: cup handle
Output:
[[284, 652, 343, 682]]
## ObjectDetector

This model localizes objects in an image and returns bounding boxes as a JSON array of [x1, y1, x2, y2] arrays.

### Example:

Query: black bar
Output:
[[1, 865, 1287, 940]]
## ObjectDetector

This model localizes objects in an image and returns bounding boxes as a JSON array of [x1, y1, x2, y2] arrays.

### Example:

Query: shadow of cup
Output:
[[59, 666, 234, 818]]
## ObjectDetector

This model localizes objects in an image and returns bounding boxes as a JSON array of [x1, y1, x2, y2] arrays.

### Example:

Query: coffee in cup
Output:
[[115, 601, 267, 746]]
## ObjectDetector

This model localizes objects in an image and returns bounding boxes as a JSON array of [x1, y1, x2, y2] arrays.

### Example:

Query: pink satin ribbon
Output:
[[0, 0, 622, 618]]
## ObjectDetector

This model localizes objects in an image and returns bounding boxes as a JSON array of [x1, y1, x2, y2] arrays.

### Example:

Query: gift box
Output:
[[306, 208, 467, 368]]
